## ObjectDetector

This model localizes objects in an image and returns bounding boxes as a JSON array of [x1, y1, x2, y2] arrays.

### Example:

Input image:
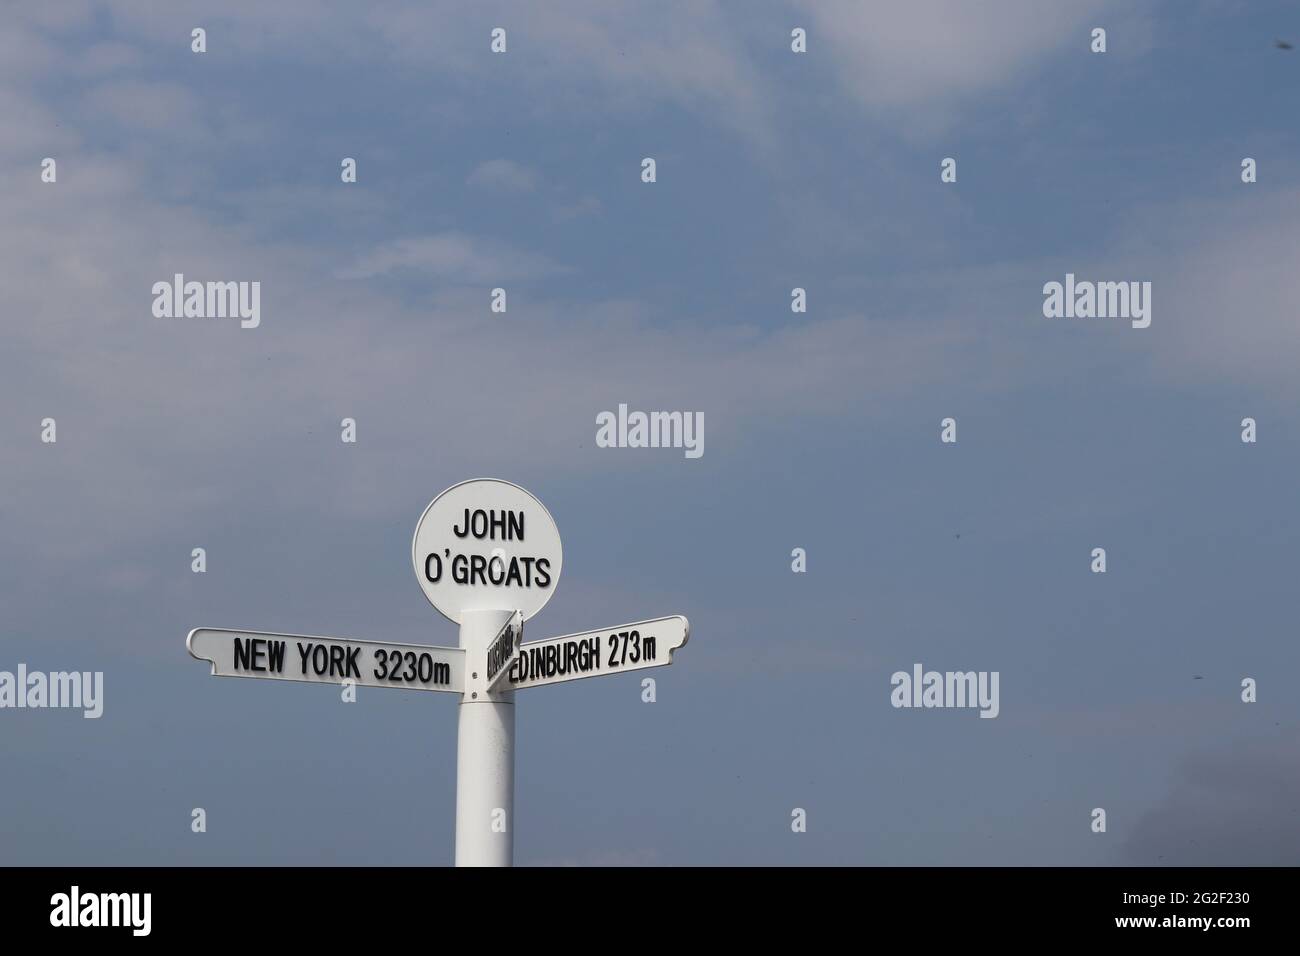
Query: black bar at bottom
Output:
[[0, 866, 1276, 941]]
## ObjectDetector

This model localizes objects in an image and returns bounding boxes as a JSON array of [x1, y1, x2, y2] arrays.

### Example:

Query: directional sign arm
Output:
[[505, 615, 689, 691], [187, 628, 466, 694], [485, 611, 523, 692]]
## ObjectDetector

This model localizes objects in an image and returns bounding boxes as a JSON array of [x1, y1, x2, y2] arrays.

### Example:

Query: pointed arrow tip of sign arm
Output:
[[186, 628, 218, 673], [672, 615, 690, 656]]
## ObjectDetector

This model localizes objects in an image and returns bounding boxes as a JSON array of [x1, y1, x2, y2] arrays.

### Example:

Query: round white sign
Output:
[[412, 478, 563, 624]]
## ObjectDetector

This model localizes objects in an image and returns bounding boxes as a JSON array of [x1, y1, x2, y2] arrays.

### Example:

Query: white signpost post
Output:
[[187, 478, 689, 867]]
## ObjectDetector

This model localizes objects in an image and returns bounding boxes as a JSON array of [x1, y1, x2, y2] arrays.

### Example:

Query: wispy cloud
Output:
[[1124, 736, 1300, 864], [337, 233, 567, 282], [467, 159, 539, 193], [795, 0, 1135, 131]]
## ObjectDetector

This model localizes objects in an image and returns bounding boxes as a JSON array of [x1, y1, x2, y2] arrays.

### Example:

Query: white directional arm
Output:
[[504, 615, 689, 691], [187, 627, 466, 694]]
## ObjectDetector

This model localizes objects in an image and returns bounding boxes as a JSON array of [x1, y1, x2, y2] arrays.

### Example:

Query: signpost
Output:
[[186, 478, 689, 867]]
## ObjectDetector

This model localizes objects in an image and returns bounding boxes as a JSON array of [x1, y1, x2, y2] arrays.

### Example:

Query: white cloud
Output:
[[796, 0, 1130, 129], [3, 0, 1295, 603], [0, 128, 973, 572], [467, 159, 538, 193], [552, 195, 603, 221], [0, 88, 80, 160], [337, 234, 566, 282], [89, 1, 773, 134], [10, 0, 1152, 150], [1144, 190, 1300, 394], [78, 42, 144, 76], [83, 81, 208, 135]]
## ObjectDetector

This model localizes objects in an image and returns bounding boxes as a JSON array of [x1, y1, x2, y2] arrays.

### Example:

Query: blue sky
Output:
[[3, 0, 1300, 865]]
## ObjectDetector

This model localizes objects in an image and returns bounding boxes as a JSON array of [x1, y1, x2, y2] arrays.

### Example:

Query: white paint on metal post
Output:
[[455, 607, 516, 867]]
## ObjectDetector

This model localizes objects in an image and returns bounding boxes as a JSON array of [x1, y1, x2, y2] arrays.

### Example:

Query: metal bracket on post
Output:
[[464, 609, 522, 703]]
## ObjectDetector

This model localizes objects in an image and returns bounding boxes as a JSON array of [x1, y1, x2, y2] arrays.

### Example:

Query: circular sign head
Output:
[[412, 479, 562, 624]]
